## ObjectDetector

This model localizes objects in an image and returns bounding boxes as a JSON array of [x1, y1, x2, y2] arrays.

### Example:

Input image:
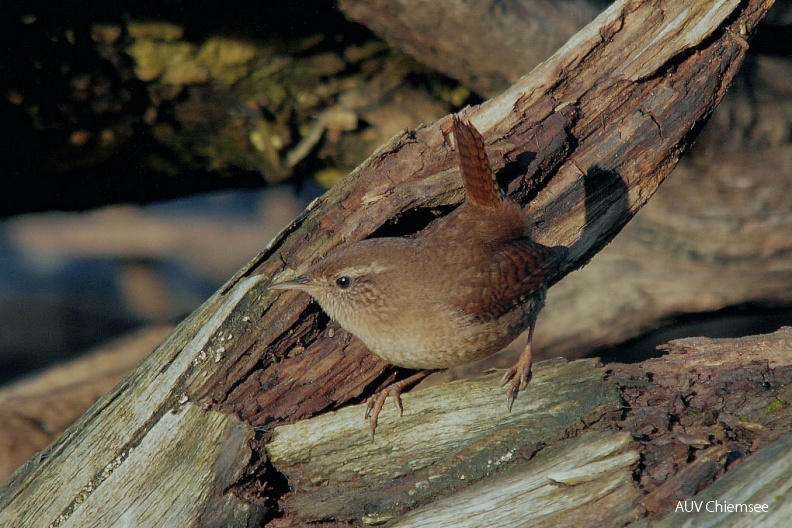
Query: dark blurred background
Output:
[[1, 0, 791, 387]]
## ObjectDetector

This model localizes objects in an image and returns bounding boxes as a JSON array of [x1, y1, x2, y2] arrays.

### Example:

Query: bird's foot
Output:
[[364, 370, 434, 440], [501, 339, 533, 412]]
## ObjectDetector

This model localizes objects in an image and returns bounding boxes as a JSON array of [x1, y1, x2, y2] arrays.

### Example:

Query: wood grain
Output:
[[0, 1, 777, 526]]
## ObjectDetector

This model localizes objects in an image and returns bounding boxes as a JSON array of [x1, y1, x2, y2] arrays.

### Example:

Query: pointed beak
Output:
[[269, 276, 312, 291]]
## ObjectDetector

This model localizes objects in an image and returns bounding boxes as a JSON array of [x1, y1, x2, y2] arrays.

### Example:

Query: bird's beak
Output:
[[269, 276, 312, 291]]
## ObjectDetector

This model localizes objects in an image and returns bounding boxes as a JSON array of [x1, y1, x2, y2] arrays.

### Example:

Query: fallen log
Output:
[[0, 0, 776, 526], [268, 328, 791, 525]]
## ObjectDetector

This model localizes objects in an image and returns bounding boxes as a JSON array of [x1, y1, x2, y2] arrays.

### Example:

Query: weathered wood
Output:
[[51, 405, 260, 528], [268, 359, 622, 522], [267, 329, 791, 525], [0, 326, 172, 481], [616, 327, 792, 527], [202, 0, 775, 430], [0, 0, 776, 526], [630, 434, 792, 528], [527, 53, 792, 359], [612, 328, 792, 513], [393, 430, 641, 528]]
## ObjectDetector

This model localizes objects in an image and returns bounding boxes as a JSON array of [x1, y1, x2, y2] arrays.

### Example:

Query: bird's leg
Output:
[[365, 370, 435, 439], [501, 321, 535, 412]]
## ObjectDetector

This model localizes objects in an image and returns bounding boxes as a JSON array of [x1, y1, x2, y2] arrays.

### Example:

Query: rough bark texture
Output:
[[612, 329, 792, 518], [340, 0, 792, 364], [0, 0, 779, 526], [267, 328, 791, 526], [203, 0, 776, 430]]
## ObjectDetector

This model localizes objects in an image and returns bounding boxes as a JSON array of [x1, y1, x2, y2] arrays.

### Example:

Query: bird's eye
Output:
[[335, 276, 352, 289]]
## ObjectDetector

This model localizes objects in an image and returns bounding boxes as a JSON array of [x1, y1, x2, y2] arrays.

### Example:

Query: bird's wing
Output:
[[452, 240, 566, 322]]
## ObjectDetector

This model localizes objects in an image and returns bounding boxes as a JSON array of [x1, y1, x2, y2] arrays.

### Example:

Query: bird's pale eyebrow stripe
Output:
[[338, 263, 390, 277]]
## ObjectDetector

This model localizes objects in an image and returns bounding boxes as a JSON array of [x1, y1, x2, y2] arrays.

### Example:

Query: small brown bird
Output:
[[271, 115, 565, 437]]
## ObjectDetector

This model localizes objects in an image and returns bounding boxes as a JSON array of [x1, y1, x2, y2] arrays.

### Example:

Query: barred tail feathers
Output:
[[452, 115, 504, 209]]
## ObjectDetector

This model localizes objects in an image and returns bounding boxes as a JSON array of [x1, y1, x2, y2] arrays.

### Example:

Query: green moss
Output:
[[126, 26, 267, 86], [440, 85, 472, 107], [126, 20, 184, 42], [237, 68, 289, 111], [126, 39, 201, 83], [196, 37, 258, 86], [767, 399, 787, 412]]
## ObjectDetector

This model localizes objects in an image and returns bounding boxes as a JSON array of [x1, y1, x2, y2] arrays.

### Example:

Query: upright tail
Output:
[[452, 115, 504, 209]]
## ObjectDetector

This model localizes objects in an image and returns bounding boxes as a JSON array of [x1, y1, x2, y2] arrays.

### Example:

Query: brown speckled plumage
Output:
[[271, 115, 565, 437]]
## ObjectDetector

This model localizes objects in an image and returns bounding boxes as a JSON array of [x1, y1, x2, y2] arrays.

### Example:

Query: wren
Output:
[[270, 115, 566, 437]]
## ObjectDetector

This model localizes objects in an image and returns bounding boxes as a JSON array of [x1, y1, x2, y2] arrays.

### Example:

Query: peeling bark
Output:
[[0, 1, 777, 526], [267, 327, 791, 526]]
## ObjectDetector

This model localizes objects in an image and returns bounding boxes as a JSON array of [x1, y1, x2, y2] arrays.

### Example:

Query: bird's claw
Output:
[[501, 333, 533, 413], [501, 364, 532, 412], [365, 385, 405, 440], [363, 370, 434, 440]]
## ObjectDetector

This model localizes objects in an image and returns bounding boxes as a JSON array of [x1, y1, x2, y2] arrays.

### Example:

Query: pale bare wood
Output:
[[0, 326, 172, 481], [392, 431, 641, 528], [54, 404, 258, 528], [268, 359, 622, 523], [0, 0, 776, 526], [0, 282, 259, 526], [267, 328, 792, 525]]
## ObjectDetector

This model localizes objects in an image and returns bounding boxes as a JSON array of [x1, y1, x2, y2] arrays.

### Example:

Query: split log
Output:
[[0, 0, 777, 526], [268, 359, 625, 523], [268, 327, 792, 526]]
